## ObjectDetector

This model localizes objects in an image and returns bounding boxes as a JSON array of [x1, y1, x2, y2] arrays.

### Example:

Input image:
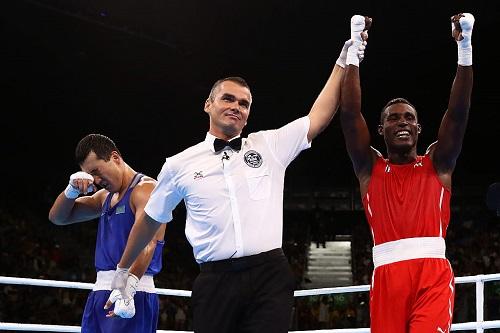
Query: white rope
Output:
[[0, 276, 191, 297], [293, 273, 500, 297], [452, 321, 500, 330], [286, 321, 500, 332], [2, 322, 500, 332], [0, 323, 81, 332], [0, 276, 94, 290], [294, 284, 369, 297], [455, 273, 500, 283], [0, 323, 191, 332], [1, 274, 500, 332], [3, 274, 499, 298], [291, 329, 369, 332], [0, 323, 371, 332]]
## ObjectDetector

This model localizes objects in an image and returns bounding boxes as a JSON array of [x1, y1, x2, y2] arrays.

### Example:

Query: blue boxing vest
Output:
[[95, 173, 163, 275]]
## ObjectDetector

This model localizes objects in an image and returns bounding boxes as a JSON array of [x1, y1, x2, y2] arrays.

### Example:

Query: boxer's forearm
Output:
[[118, 213, 162, 269]]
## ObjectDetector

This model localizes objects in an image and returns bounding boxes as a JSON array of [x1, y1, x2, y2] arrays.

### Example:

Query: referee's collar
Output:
[[205, 132, 243, 153]]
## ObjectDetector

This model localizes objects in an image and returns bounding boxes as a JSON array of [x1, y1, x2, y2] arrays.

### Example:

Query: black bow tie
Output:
[[214, 137, 242, 153]]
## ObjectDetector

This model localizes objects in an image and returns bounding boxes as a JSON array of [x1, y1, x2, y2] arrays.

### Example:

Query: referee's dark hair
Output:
[[208, 76, 251, 102]]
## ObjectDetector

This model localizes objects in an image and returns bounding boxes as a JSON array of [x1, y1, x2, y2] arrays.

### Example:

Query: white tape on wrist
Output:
[[455, 13, 474, 66], [346, 15, 366, 67], [64, 184, 81, 199], [457, 46, 472, 66], [350, 15, 365, 43], [110, 266, 130, 291]]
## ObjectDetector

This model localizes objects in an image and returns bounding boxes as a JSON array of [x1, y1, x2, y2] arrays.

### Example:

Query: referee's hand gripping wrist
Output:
[[335, 39, 353, 68]]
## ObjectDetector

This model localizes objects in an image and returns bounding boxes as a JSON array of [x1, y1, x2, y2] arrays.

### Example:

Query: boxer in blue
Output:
[[49, 133, 166, 332]]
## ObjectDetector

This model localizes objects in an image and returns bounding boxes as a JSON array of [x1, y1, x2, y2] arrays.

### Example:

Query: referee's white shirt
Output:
[[145, 116, 311, 263]]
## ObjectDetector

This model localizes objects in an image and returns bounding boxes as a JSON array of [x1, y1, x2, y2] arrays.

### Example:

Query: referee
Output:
[[109, 22, 369, 332]]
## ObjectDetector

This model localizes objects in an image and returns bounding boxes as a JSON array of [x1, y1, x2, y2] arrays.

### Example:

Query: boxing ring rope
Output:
[[1, 273, 500, 332]]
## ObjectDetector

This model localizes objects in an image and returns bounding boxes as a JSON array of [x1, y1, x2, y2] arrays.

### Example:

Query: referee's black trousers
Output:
[[191, 248, 295, 333]]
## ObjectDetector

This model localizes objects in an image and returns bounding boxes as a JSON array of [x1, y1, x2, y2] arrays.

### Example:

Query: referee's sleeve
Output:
[[267, 116, 311, 167], [144, 159, 182, 223]]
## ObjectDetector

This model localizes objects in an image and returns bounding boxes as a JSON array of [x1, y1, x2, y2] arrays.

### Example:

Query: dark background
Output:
[[1, 0, 500, 329], [1, 0, 499, 212], [2, 0, 499, 210]]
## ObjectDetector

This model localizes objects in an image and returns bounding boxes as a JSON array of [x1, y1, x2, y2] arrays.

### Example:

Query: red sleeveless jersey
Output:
[[362, 154, 451, 246]]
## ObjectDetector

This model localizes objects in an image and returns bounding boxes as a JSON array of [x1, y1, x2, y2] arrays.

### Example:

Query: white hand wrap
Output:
[[346, 15, 366, 67], [110, 267, 139, 301], [107, 289, 136, 319], [454, 13, 474, 66], [64, 171, 95, 199], [335, 39, 353, 68], [123, 274, 139, 301], [110, 266, 130, 292]]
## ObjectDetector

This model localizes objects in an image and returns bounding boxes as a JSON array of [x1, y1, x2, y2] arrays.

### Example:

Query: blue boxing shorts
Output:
[[81, 290, 159, 333]]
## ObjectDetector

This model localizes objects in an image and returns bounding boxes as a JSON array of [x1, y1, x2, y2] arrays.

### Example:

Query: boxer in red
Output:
[[339, 13, 475, 333]]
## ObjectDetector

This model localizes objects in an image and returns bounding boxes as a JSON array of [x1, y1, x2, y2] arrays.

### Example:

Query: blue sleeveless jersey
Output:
[[95, 173, 163, 275]]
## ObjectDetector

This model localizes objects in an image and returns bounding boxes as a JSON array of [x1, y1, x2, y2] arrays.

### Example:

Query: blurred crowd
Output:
[[1, 194, 499, 330]]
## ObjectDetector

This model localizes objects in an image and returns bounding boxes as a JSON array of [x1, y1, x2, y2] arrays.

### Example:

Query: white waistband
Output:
[[372, 237, 446, 269], [93, 270, 156, 293]]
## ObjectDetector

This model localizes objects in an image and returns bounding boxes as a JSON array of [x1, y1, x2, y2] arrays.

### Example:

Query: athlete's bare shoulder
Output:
[[139, 176, 157, 185]]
